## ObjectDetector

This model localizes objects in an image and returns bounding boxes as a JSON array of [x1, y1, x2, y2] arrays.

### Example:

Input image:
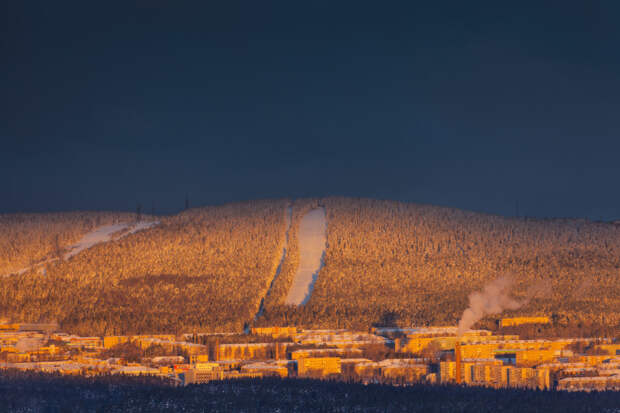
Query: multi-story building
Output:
[[241, 362, 288, 377], [557, 375, 620, 391], [183, 363, 223, 385], [217, 342, 289, 361], [251, 327, 297, 339], [500, 317, 550, 328], [297, 357, 341, 376], [291, 348, 362, 360]]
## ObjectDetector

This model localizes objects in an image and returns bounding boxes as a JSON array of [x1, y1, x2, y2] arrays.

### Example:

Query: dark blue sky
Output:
[[3, 1, 620, 219]]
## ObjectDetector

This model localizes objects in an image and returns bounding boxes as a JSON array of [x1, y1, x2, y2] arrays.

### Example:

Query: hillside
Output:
[[0, 198, 619, 336], [260, 198, 620, 334], [0, 200, 288, 335], [0, 212, 136, 277]]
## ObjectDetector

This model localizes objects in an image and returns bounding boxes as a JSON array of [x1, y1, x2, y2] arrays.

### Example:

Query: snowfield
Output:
[[3, 221, 159, 277], [285, 207, 327, 305], [64, 221, 159, 259]]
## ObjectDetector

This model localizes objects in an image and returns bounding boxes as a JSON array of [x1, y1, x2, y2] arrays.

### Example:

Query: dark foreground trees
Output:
[[0, 369, 618, 413]]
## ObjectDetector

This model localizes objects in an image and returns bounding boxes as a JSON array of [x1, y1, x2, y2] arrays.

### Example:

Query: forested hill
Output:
[[0, 198, 618, 336]]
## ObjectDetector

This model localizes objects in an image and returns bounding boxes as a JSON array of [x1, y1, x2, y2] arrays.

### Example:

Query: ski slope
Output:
[[3, 221, 159, 277], [64, 221, 159, 259], [285, 207, 327, 305]]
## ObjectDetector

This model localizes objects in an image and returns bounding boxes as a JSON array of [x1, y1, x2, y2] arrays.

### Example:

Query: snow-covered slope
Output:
[[3, 221, 159, 277], [285, 207, 327, 305], [64, 221, 159, 259]]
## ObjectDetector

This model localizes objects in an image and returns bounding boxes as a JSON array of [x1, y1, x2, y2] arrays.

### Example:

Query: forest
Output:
[[0, 369, 619, 412], [0, 211, 135, 277], [0, 200, 287, 335], [261, 198, 620, 335], [0, 197, 619, 336]]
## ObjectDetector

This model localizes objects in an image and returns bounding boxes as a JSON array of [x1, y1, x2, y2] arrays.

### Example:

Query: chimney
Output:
[[455, 341, 462, 384]]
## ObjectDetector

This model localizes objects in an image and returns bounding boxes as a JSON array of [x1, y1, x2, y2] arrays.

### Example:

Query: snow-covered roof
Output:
[[340, 358, 372, 364], [218, 342, 280, 348], [242, 362, 287, 371], [112, 365, 159, 374], [559, 376, 610, 383]]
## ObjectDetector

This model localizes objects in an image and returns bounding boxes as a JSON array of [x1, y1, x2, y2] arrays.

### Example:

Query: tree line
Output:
[[1, 369, 620, 412]]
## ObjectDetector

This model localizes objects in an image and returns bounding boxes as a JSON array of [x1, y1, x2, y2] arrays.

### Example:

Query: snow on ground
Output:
[[123, 220, 160, 236], [64, 223, 130, 259], [64, 221, 159, 259], [285, 207, 327, 305], [2, 221, 159, 277]]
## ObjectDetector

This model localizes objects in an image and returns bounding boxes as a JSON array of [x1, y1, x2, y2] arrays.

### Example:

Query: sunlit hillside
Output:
[[0, 198, 619, 336], [0, 212, 136, 277], [0, 200, 288, 335], [261, 198, 620, 334]]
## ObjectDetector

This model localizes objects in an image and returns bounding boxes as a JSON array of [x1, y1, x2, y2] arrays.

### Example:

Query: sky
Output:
[[2, 1, 620, 219]]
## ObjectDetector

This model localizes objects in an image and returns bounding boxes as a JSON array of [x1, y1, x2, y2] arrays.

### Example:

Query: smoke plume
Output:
[[457, 275, 525, 336]]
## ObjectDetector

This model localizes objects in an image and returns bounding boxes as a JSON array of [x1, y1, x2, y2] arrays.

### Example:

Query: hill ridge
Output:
[[0, 197, 618, 336]]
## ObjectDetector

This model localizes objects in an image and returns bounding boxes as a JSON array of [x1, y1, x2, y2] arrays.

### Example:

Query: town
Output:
[[1, 317, 618, 392]]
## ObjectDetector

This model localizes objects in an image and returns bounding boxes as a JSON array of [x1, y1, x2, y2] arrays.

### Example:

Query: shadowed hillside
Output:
[[0, 198, 619, 335]]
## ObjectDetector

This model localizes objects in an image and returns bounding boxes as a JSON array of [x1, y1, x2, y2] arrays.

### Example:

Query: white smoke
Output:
[[457, 275, 524, 336]]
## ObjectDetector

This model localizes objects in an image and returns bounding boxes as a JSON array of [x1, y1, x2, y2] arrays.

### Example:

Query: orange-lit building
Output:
[[596, 344, 620, 356], [297, 357, 341, 376], [0, 323, 20, 332], [558, 375, 620, 391], [103, 336, 130, 349], [241, 362, 289, 378], [500, 317, 550, 328], [251, 326, 297, 339], [291, 348, 362, 360], [217, 342, 288, 360], [396, 332, 519, 354], [189, 354, 209, 364]]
